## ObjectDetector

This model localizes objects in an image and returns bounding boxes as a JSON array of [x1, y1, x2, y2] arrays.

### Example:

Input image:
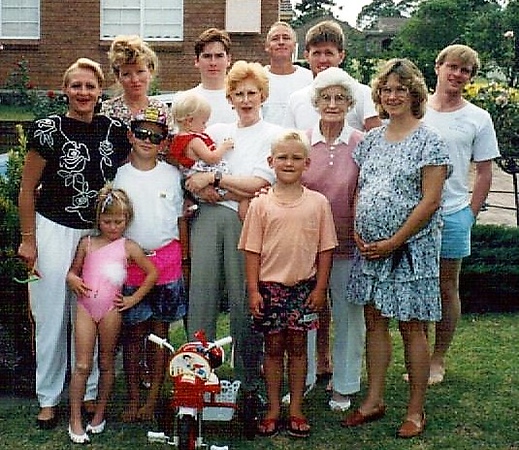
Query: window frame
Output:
[[100, 0, 183, 42], [0, 0, 40, 40]]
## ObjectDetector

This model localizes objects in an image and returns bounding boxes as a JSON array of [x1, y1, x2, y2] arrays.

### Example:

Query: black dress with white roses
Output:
[[28, 114, 131, 229]]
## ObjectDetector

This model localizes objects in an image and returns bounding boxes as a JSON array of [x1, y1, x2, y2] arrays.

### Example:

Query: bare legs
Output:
[[69, 306, 121, 435], [354, 305, 429, 427], [261, 330, 309, 433], [430, 258, 462, 382], [122, 319, 168, 422]]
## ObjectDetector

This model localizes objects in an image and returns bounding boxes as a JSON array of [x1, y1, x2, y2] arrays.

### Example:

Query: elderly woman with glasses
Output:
[[299, 67, 365, 414], [341, 59, 451, 438]]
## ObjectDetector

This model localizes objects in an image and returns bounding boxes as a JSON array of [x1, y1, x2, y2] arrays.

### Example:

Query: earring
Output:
[[94, 96, 103, 114]]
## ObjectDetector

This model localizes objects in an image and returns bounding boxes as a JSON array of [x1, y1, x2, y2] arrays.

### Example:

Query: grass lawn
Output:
[[0, 105, 34, 121], [0, 313, 518, 449]]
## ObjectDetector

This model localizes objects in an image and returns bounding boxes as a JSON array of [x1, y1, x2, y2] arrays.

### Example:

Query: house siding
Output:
[[0, 0, 279, 93]]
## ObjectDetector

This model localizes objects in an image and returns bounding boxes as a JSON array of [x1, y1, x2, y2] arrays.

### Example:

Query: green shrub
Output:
[[0, 125, 28, 281], [460, 224, 519, 312]]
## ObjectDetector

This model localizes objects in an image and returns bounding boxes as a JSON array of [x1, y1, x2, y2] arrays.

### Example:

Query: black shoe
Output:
[[241, 390, 264, 440], [36, 414, 58, 430]]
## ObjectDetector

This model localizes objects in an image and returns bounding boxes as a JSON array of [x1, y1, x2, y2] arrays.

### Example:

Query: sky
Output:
[[290, 0, 372, 28]]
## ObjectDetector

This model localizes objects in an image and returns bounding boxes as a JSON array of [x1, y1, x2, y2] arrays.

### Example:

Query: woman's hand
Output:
[[185, 172, 213, 194], [18, 239, 38, 272], [355, 232, 396, 260]]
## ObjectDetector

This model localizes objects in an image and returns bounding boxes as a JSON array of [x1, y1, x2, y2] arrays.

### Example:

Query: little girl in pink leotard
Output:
[[77, 236, 127, 322], [66, 186, 158, 444]]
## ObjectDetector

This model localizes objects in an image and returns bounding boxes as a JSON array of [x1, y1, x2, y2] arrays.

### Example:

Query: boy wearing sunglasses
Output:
[[113, 106, 187, 422]]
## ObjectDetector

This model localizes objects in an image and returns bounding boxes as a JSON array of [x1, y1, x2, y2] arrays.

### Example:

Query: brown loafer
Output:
[[397, 413, 426, 438], [341, 405, 386, 428]]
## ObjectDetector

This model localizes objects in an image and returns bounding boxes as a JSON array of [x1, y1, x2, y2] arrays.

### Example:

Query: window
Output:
[[0, 0, 40, 39], [101, 0, 183, 41]]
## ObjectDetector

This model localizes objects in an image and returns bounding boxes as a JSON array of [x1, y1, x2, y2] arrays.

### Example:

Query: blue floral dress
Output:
[[348, 123, 450, 321]]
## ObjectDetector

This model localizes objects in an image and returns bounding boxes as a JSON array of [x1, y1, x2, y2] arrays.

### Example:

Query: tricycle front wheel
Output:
[[178, 414, 197, 450]]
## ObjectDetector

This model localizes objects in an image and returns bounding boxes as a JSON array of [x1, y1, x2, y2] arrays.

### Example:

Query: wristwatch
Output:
[[213, 171, 222, 188]]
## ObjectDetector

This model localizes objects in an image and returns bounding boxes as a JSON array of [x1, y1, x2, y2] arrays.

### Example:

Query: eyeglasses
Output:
[[318, 93, 348, 105], [379, 86, 410, 98], [132, 127, 165, 145], [13, 269, 41, 284], [232, 90, 260, 101]]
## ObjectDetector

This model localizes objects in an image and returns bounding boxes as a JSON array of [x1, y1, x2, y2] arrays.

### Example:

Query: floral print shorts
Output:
[[253, 277, 319, 334]]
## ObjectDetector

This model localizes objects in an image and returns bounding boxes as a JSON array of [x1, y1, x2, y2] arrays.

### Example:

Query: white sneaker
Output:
[[329, 397, 351, 412], [86, 420, 106, 434], [68, 425, 90, 444], [281, 383, 315, 405]]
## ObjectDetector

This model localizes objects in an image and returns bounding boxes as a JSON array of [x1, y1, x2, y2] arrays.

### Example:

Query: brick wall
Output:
[[0, 0, 279, 94]]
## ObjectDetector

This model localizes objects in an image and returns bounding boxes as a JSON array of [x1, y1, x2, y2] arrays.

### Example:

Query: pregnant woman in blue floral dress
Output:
[[341, 59, 451, 438]]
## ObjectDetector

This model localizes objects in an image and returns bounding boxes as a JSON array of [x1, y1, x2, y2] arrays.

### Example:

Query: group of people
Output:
[[17, 17, 499, 445]]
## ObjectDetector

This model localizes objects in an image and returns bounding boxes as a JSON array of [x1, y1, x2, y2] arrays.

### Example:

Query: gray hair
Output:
[[310, 67, 356, 108]]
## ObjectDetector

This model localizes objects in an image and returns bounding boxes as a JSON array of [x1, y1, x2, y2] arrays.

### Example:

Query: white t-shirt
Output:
[[206, 120, 281, 211], [174, 84, 237, 126], [283, 73, 378, 132], [262, 65, 313, 125], [424, 102, 500, 215], [113, 161, 183, 249]]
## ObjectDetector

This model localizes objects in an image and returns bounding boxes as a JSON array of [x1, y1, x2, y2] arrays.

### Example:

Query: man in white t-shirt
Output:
[[423, 44, 499, 385], [174, 28, 237, 126], [262, 21, 313, 124], [284, 20, 380, 132]]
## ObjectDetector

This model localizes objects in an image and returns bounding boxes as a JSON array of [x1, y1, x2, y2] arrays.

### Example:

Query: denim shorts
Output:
[[440, 206, 475, 259], [122, 278, 187, 326]]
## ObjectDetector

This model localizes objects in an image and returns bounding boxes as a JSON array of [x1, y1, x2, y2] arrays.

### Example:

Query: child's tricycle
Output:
[[147, 331, 240, 449]]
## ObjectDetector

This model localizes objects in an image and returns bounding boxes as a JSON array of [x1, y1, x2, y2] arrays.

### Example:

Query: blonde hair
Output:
[[108, 35, 158, 77], [271, 129, 310, 157], [371, 58, 428, 120], [226, 60, 269, 102], [95, 185, 133, 231], [62, 58, 104, 89], [435, 44, 480, 77], [171, 92, 211, 129]]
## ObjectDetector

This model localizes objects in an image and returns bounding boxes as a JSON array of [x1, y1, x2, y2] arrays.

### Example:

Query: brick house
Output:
[[0, 0, 288, 93]]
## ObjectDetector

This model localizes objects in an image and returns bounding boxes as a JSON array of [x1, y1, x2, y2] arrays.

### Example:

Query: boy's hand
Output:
[[305, 288, 327, 311], [249, 292, 264, 319]]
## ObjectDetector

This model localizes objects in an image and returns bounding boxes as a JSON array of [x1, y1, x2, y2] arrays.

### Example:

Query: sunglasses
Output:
[[133, 127, 165, 145]]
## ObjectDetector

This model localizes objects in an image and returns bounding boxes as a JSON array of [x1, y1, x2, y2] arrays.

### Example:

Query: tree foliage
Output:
[[356, 0, 418, 30], [291, 0, 337, 25]]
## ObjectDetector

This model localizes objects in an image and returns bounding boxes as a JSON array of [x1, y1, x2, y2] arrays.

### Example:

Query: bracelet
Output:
[[21, 231, 35, 236]]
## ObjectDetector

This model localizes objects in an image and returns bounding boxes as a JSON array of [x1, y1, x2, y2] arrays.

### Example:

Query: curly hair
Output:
[[371, 58, 428, 120], [108, 35, 158, 77], [225, 60, 269, 102]]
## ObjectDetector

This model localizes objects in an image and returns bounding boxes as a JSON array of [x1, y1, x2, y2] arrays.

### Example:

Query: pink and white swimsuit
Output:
[[77, 237, 127, 323]]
